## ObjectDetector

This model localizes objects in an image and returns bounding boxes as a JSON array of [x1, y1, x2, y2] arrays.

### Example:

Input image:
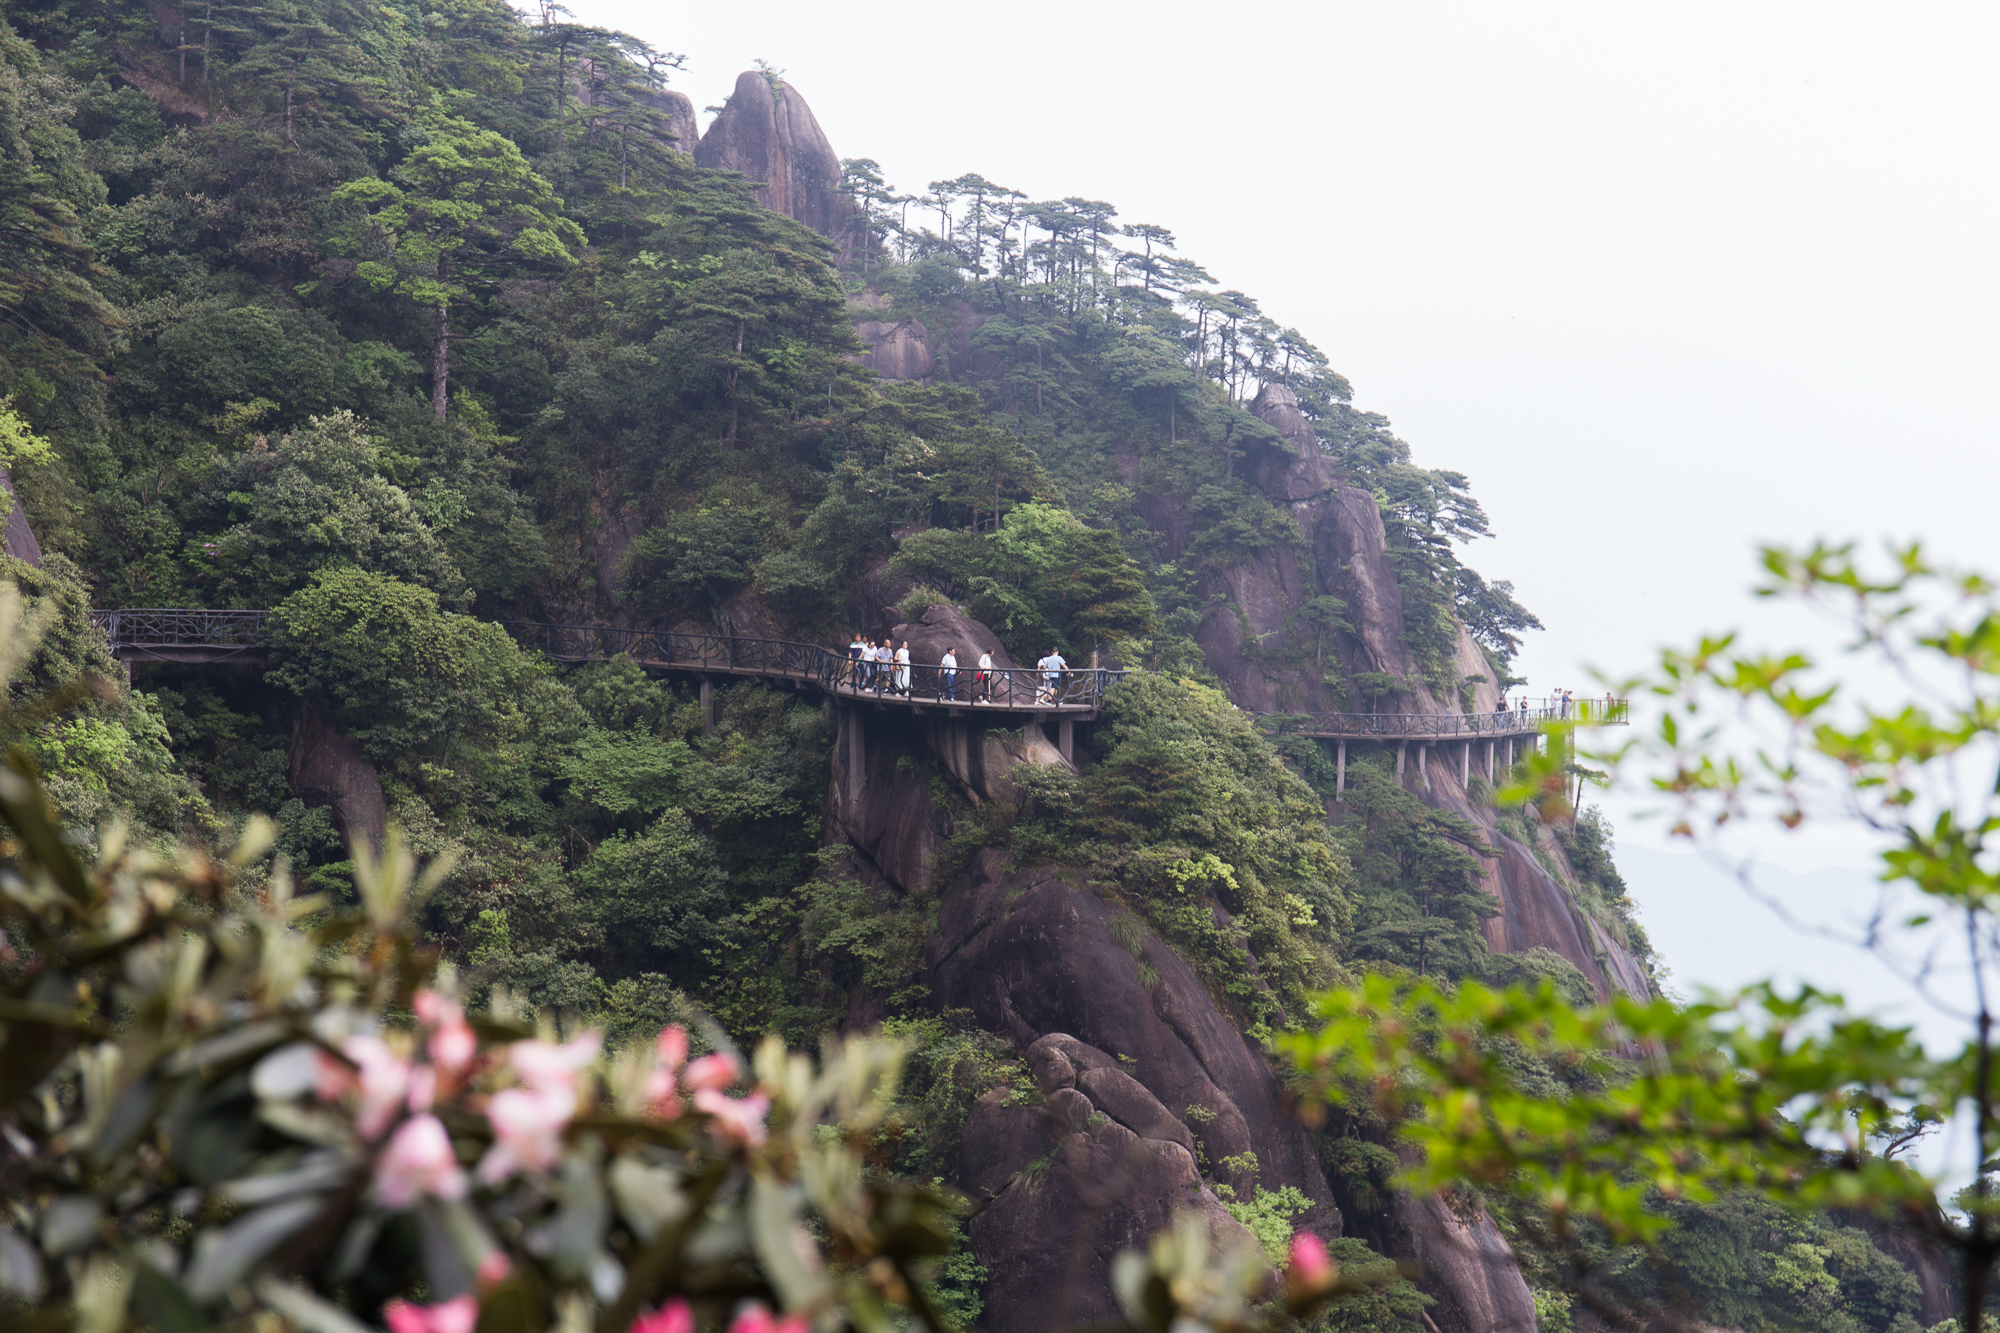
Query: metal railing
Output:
[[499, 621, 1125, 711], [87, 608, 273, 658], [86, 610, 1627, 729], [87, 611, 1125, 712], [1256, 696, 1629, 739]]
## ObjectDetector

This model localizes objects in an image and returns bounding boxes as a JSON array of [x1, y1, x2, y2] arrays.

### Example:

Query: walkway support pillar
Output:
[[1460, 741, 1469, 787], [700, 678, 715, 736], [1418, 743, 1429, 789], [846, 707, 864, 813], [1486, 739, 1495, 779], [1397, 742, 1405, 779], [1058, 717, 1074, 765], [1336, 739, 1346, 802]]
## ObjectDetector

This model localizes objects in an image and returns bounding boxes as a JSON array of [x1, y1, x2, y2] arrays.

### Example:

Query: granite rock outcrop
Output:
[[288, 705, 387, 852], [928, 852, 1336, 1328], [929, 850, 1341, 1333], [960, 1030, 1267, 1333], [695, 72, 859, 253]]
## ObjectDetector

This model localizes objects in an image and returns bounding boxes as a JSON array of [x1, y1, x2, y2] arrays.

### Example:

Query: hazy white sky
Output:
[[564, 1, 1998, 996]]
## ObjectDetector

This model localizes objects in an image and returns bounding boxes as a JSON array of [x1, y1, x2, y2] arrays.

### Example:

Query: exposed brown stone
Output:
[[931, 850, 1341, 1230], [961, 1029, 1273, 1333], [1, 468, 41, 566], [694, 72, 859, 252], [287, 705, 387, 853], [1396, 1190, 1538, 1333]]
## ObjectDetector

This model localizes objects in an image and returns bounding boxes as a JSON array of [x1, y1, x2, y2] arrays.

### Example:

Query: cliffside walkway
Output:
[[1258, 698, 1629, 799], [87, 609, 1126, 717], [86, 609, 1626, 787]]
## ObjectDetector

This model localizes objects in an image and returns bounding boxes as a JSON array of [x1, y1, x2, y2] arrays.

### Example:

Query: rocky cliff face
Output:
[[931, 851, 1338, 1333], [694, 72, 859, 254], [1141, 381, 1652, 1003], [1, 470, 41, 567]]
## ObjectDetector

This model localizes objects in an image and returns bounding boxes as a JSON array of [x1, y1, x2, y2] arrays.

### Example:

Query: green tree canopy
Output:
[[333, 116, 583, 418]]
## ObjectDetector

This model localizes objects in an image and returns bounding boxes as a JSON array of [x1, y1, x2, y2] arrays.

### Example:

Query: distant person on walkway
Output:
[[1036, 648, 1067, 703], [940, 648, 957, 700], [875, 639, 892, 692], [848, 632, 865, 686], [976, 649, 993, 702], [1559, 690, 1572, 719], [894, 641, 912, 695]]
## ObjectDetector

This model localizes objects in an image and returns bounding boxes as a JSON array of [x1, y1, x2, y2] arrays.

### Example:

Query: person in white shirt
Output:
[[975, 650, 994, 702], [894, 641, 912, 694], [874, 639, 891, 692], [848, 633, 866, 687], [939, 648, 958, 700], [1036, 649, 1067, 703]]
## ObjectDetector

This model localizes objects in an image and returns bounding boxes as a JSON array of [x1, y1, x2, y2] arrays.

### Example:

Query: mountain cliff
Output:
[[0, 12, 1940, 1328]]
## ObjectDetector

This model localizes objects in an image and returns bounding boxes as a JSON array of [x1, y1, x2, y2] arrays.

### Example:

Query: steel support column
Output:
[[1336, 739, 1346, 802]]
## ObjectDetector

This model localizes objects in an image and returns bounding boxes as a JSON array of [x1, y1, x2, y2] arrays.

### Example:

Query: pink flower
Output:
[[726, 1304, 806, 1333], [1286, 1232, 1334, 1296], [694, 1088, 770, 1149], [642, 1026, 691, 1120], [384, 1295, 479, 1333], [476, 1086, 575, 1183], [314, 1050, 354, 1102], [655, 1025, 688, 1072], [475, 1251, 512, 1291], [374, 1113, 468, 1208], [417, 991, 478, 1074], [508, 1032, 603, 1094], [682, 1051, 741, 1092], [407, 1063, 438, 1115], [629, 1299, 693, 1333], [341, 1034, 413, 1140]]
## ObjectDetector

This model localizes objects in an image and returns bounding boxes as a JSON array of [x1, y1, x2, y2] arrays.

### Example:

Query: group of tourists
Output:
[[845, 634, 1003, 702], [839, 635, 1079, 704], [1500, 689, 1611, 720], [847, 635, 912, 693]]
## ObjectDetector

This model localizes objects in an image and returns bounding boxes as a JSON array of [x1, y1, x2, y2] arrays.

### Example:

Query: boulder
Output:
[[962, 1034, 1266, 1333], [1077, 1064, 1196, 1154], [636, 87, 698, 156], [887, 600, 1018, 673], [694, 72, 860, 252]]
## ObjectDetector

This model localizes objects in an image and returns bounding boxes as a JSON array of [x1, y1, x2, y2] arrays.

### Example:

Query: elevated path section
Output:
[[87, 609, 1122, 720], [86, 609, 1625, 789]]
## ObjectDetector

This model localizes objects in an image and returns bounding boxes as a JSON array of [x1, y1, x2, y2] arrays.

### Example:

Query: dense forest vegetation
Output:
[[0, 1, 1961, 1330]]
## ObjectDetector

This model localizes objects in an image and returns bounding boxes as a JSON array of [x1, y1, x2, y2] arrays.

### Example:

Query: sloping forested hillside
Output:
[[0, 2, 1959, 1330]]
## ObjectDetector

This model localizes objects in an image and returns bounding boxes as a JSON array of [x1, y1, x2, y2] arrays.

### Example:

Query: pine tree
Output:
[[331, 116, 583, 419]]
